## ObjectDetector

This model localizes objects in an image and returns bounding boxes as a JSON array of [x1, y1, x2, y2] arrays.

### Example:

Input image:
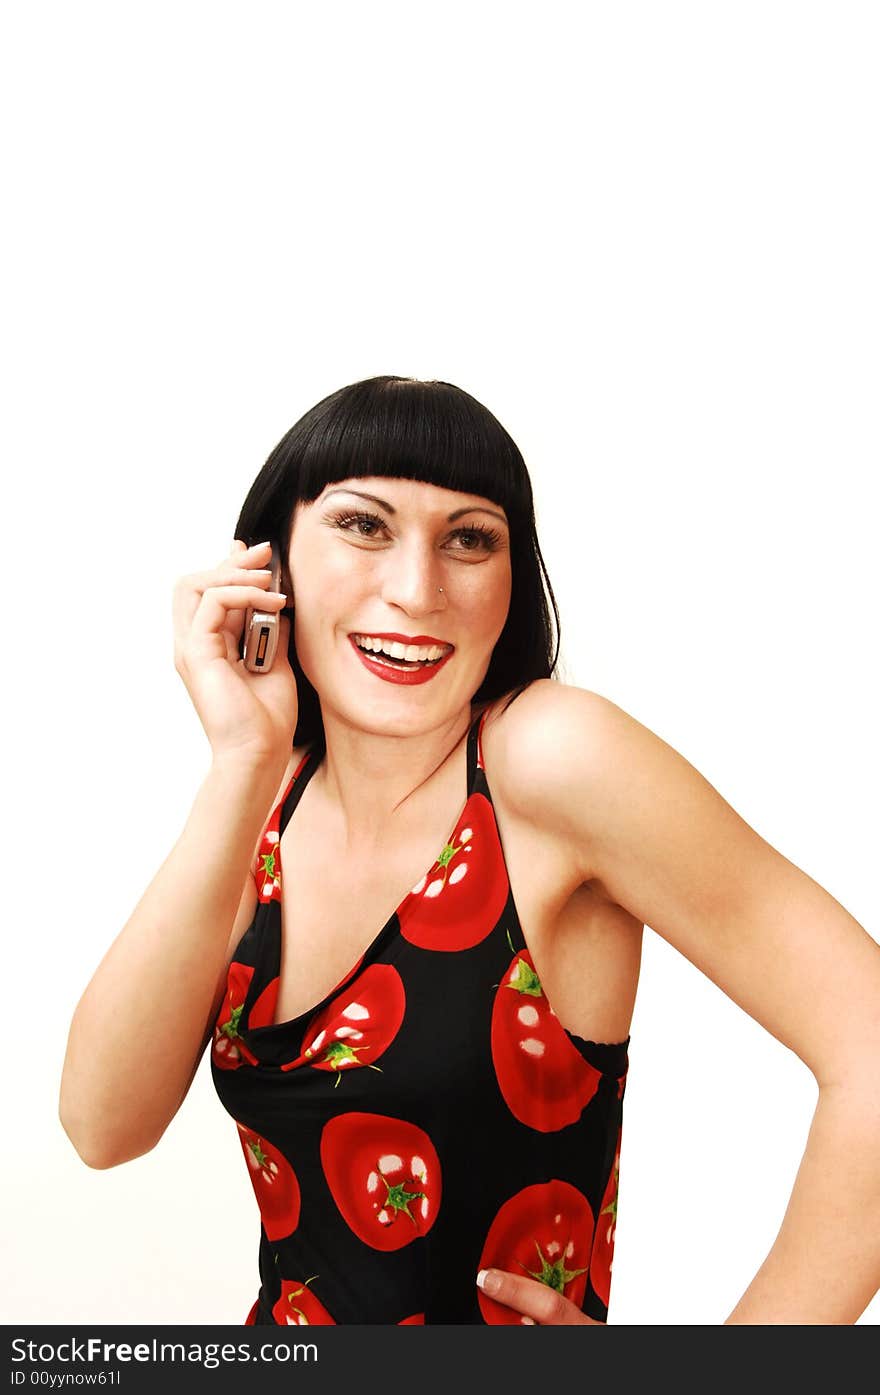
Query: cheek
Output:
[[290, 550, 368, 655], [291, 601, 339, 694], [292, 541, 368, 611], [303, 534, 380, 582], [461, 565, 512, 641]]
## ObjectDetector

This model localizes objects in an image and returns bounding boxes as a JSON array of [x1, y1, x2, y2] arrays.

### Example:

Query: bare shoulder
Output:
[[480, 678, 634, 804], [479, 679, 657, 882], [485, 675, 620, 727]]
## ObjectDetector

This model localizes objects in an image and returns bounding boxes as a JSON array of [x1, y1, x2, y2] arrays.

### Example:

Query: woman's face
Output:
[[286, 476, 512, 735]]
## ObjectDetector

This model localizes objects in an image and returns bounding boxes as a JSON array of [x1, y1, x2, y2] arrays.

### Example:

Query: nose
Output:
[[379, 538, 446, 616]]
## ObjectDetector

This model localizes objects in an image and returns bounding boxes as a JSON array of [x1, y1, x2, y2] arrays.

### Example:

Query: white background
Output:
[[2, 1, 877, 1326]]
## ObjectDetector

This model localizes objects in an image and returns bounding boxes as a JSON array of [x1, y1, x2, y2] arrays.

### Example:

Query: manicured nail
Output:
[[477, 1269, 501, 1295]]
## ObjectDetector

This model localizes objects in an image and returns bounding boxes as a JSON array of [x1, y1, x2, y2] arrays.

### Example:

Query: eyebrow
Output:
[[322, 487, 508, 526]]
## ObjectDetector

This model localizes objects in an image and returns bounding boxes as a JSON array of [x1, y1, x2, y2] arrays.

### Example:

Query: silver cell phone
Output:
[[241, 541, 283, 674]]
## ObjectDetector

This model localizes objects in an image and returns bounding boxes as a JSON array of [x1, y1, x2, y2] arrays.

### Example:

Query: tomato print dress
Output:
[[211, 707, 629, 1326]]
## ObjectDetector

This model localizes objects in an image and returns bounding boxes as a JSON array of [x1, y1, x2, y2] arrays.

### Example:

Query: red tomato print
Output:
[[478, 1180, 595, 1325], [272, 1277, 336, 1326], [252, 752, 309, 903], [282, 964, 406, 1080], [212, 963, 259, 1071], [398, 792, 508, 950], [590, 1128, 622, 1308], [254, 825, 282, 903], [320, 1113, 442, 1251], [237, 1122, 301, 1242], [491, 948, 605, 1132], [398, 1314, 425, 1324]]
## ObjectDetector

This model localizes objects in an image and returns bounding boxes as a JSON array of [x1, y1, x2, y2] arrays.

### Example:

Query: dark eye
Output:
[[456, 530, 484, 550], [448, 524, 502, 553], [328, 509, 388, 539]]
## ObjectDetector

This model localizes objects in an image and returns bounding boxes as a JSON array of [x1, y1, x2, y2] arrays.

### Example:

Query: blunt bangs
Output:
[[283, 375, 533, 523]]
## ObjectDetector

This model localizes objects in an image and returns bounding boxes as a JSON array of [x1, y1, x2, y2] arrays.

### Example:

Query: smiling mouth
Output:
[[350, 633, 454, 670]]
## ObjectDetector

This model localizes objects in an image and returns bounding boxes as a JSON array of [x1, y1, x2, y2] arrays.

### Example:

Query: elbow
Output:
[[58, 1097, 156, 1171], [67, 1139, 121, 1171], [58, 1113, 112, 1169], [58, 1107, 117, 1170]]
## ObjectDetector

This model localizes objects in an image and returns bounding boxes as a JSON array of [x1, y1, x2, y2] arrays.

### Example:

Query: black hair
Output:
[[233, 374, 560, 746]]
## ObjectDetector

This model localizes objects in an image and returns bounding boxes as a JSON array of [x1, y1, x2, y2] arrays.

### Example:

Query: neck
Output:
[[311, 702, 480, 846]]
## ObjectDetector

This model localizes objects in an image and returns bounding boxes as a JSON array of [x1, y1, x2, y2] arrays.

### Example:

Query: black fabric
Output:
[[211, 709, 629, 1325]]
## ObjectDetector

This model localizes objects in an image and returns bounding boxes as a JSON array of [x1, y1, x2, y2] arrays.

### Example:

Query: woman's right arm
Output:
[[59, 536, 297, 1169], [59, 755, 289, 1169]]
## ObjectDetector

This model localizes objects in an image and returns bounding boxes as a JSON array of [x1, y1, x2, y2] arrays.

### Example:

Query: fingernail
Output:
[[477, 1269, 501, 1295], [521, 1317, 536, 1325]]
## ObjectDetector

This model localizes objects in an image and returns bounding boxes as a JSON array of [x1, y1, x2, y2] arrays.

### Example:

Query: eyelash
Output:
[[326, 508, 503, 553]]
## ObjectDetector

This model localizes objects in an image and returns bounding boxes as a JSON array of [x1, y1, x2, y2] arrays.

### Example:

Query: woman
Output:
[[59, 375, 880, 1325]]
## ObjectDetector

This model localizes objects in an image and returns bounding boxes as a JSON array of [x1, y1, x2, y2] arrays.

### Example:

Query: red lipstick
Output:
[[347, 635, 454, 686]]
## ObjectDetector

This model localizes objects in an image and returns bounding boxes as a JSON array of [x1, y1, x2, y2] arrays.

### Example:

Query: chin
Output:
[[314, 676, 476, 739], [298, 634, 492, 734]]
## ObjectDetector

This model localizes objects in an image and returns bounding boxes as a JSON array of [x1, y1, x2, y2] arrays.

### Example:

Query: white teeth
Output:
[[352, 634, 449, 663]]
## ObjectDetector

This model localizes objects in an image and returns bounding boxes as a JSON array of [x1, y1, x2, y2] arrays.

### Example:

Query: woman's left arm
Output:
[[481, 681, 880, 1325]]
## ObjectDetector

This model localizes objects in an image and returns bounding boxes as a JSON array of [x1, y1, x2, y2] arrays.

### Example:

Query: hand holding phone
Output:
[[172, 538, 297, 768]]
